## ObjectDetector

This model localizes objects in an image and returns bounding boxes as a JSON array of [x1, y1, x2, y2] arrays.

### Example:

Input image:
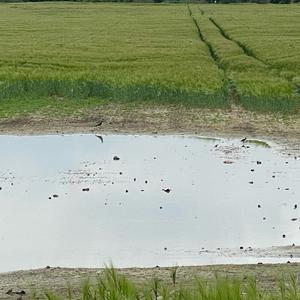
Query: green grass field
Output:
[[0, 2, 299, 116]]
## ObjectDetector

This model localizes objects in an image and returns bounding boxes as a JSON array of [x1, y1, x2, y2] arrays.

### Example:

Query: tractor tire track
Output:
[[187, 5, 236, 104], [208, 16, 300, 98]]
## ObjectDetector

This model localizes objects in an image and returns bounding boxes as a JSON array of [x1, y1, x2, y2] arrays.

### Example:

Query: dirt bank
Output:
[[0, 104, 299, 149], [1, 263, 300, 299]]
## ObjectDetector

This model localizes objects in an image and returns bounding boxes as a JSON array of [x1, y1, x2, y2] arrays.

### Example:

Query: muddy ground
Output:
[[0, 103, 299, 298], [0, 104, 299, 149]]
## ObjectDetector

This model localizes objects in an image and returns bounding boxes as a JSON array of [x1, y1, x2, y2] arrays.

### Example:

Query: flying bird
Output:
[[95, 135, 103, 143]]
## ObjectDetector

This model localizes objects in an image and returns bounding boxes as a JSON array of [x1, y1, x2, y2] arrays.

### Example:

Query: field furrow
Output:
[[191, 4, 298, 112]]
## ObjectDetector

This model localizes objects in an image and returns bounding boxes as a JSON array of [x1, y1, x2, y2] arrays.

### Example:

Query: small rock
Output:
[[6, 289, 12, 295]]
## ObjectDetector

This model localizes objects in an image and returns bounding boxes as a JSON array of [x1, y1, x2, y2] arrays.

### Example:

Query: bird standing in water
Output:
[[241, 137, 247, 147]]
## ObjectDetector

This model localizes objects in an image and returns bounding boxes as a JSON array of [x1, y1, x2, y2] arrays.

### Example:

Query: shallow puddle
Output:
[[0, 134, 299, 272]]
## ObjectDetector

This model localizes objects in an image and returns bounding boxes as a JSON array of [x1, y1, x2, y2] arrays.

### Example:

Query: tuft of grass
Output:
[[45, 267, 300, 300]]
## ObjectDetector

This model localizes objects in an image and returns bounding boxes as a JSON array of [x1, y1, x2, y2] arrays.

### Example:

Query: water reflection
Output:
[[0, 134, 299, 272]]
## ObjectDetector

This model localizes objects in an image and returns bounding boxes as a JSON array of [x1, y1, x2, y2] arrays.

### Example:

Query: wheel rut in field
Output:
[[207, 15, 300, 99], [187, 5, 236, 104]]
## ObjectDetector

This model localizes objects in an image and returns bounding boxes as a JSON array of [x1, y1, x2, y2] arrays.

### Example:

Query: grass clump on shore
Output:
[[42, 266, 300, 300]]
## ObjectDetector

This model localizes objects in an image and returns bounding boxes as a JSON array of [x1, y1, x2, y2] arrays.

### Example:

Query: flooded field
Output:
[[0, 134, 299, 272]]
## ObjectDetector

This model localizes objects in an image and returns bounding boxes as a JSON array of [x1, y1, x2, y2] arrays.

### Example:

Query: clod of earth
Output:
[[95, 121, 103, 127]]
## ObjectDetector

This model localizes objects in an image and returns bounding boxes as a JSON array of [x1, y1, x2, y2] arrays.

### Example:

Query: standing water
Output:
[[0, 134, 299, 272]]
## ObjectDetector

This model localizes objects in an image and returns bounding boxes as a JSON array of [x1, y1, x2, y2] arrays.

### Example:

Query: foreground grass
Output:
[[41, 267, 300, 300], [0, 3, 299, 113]]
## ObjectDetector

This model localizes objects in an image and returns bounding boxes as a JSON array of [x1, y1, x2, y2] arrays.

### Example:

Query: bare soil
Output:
[[0, 104, 299, 149]]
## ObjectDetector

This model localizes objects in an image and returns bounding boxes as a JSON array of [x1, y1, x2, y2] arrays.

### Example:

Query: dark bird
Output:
[[294, 204, 298, 209], [95, 135, 103, 143], [162, 188, 171, 193], [95, 120, 103, 127], [241, 137, 247, 143]]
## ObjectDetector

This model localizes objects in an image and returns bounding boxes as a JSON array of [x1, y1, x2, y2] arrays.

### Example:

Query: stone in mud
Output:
[[6, 289, 12, 295]]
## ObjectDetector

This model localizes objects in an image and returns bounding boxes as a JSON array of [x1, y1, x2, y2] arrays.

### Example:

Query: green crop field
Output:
[[0, 2, 299, 116]]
